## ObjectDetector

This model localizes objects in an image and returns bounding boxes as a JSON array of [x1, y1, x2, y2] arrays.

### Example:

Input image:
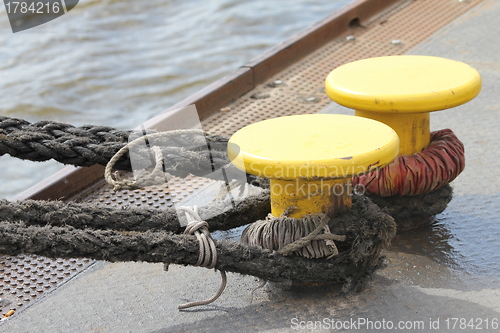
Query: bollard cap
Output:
[[325, 55, 482, 113], [227, 114, 399, 180]]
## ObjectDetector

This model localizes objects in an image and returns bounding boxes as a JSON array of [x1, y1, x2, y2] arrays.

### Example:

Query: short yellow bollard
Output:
[[227, 114, 399, 218], [325, 55, 481, 155]]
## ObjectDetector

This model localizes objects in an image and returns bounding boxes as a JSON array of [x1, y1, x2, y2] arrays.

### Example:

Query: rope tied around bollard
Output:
[[0, 114, 460, 211], [242, 209, 347, 259], [352, 129, 465, 197], [0, 114, 398, 309], [0, 194, 397, 288]]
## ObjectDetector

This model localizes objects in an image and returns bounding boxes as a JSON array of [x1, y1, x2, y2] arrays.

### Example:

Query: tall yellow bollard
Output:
[[325, 55, 481, 156]]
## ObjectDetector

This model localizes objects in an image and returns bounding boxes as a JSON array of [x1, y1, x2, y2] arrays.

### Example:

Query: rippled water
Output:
[[0, 0, 353, 198]]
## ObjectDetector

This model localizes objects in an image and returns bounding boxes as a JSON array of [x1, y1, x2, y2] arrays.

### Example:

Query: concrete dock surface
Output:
[[2, 0, 500, 332]]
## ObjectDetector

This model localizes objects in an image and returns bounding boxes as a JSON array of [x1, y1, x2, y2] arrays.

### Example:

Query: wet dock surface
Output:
[[2, 0, 500, 332]]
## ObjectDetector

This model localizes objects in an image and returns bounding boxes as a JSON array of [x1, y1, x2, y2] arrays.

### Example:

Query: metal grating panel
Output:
[[0, 255, 93, 319], [202, 0, 482, 137], [1, 0, 484, 320], [73, 174, 216, 209]]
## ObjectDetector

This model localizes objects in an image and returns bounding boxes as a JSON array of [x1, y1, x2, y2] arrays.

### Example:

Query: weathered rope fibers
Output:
[[0, 116, 230, 178], [0, 191, 271, 233], [0, 195, 396, 288]]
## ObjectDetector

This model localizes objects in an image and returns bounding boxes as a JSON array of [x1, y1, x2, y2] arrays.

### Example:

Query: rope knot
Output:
[[276, 213, 346, 259], [179, 206, 217, 269], [242, 212, 346, 259], [176, 206, 227, 310], [106, 145, 169, 191]]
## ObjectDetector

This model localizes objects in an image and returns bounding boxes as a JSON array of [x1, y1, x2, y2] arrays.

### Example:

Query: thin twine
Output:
[[104, 129, 206, 191], [105, 130, 228, 309], [176, 206, 227, 310], [277, 214, 346, 259], [242, 210, 346, 259]]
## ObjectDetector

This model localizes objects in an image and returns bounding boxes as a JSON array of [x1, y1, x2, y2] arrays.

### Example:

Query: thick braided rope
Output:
[[0, 190, 271, 234], [0, 116, 230, 177], [352, 129, 465, 196], [176, 206, 227, 310], [0, 195, 396, 287], [0, 116, 130, 167]]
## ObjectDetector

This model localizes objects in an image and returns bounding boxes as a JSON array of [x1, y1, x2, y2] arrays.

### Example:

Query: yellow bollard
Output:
[[228, 114, 399, 218], [325, 55, 481, 155]]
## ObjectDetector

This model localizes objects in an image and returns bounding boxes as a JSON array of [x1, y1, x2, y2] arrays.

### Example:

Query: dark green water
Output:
[[0, 0, 353, 198]]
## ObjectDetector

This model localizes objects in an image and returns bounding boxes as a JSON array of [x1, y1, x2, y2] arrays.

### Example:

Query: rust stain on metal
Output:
[[3, 309, 15, 318]]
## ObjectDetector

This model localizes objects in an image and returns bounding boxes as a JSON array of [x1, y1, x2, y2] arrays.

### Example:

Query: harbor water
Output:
[[0, 0, 353, 198]]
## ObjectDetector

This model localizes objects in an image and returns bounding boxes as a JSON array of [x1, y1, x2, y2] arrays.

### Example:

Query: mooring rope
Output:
[[0, 190, 271, 233], [0, 116, 463, 196], [0, 195, 396, 287], [0, 116, 230, 177], [366, 183, 453, 230], [176, 206, 227, 310], [0, 115, 453, 295], [352, 129, 464, 196]]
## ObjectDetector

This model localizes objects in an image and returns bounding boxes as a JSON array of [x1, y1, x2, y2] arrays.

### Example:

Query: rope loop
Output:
[[104, 129, 206, 191], [176, 206, 227, 310]]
